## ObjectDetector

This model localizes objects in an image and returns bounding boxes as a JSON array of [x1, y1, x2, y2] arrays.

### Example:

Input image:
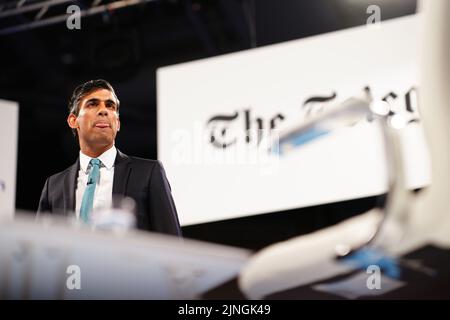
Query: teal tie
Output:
[[79, 158, 102, 223]]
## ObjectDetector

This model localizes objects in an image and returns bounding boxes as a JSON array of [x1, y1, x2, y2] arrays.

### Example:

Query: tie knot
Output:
[[90, 158, 101, 167]]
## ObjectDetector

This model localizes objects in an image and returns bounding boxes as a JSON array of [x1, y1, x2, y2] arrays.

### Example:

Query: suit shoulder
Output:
[[127, 157, 166, 178], [128, 156, 161, 167]]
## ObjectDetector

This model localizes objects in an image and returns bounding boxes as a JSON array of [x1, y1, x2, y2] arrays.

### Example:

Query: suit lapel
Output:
[[63, 159, 79, 215], [113, 149, 132, 196]]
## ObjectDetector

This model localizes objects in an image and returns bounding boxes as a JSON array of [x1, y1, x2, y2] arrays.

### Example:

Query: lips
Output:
[[94, 122, 110, 128]]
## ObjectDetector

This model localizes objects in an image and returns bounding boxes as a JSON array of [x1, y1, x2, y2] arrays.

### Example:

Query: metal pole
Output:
[[0, 0, 156, 35]]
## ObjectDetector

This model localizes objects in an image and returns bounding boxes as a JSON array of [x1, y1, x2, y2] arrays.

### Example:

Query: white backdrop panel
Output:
[[0, 99, 19, 219], [157, 15, 429, 226]]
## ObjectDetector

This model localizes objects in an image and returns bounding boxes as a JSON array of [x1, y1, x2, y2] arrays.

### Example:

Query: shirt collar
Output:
[[79, 145, 117, 173]]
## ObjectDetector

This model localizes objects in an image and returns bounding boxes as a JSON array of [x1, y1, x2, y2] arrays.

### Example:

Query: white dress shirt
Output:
[[75, 145, 117, 218]]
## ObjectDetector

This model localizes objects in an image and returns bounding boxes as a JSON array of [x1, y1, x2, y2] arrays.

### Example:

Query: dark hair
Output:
[[68, 79, 120, 137]]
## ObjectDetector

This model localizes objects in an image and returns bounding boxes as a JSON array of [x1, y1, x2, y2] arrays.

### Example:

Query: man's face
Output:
[[68, 89, 120, 148]]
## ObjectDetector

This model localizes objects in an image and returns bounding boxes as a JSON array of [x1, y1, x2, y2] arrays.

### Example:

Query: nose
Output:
[[97, 102, 109, 116]]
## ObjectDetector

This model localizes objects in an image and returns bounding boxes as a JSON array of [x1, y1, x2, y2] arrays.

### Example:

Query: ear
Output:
[[117, 116, 121, 132], [67, 113, 78, 130]]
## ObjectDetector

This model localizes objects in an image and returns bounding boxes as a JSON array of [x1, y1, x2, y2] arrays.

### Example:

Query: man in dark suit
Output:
[[37, 79, 181, 237]]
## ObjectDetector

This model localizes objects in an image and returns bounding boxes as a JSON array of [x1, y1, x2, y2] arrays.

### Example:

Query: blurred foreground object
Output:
[[0, 212, 250, 299], [239, 0, 450, 298], [88, 196, 137, 232]]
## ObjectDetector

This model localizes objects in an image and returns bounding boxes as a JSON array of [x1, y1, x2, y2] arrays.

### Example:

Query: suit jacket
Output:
[[37, 149, 182, 237]]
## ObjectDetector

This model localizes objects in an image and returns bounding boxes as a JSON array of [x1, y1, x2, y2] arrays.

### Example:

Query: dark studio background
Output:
[[0, 0, 416, 250]]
